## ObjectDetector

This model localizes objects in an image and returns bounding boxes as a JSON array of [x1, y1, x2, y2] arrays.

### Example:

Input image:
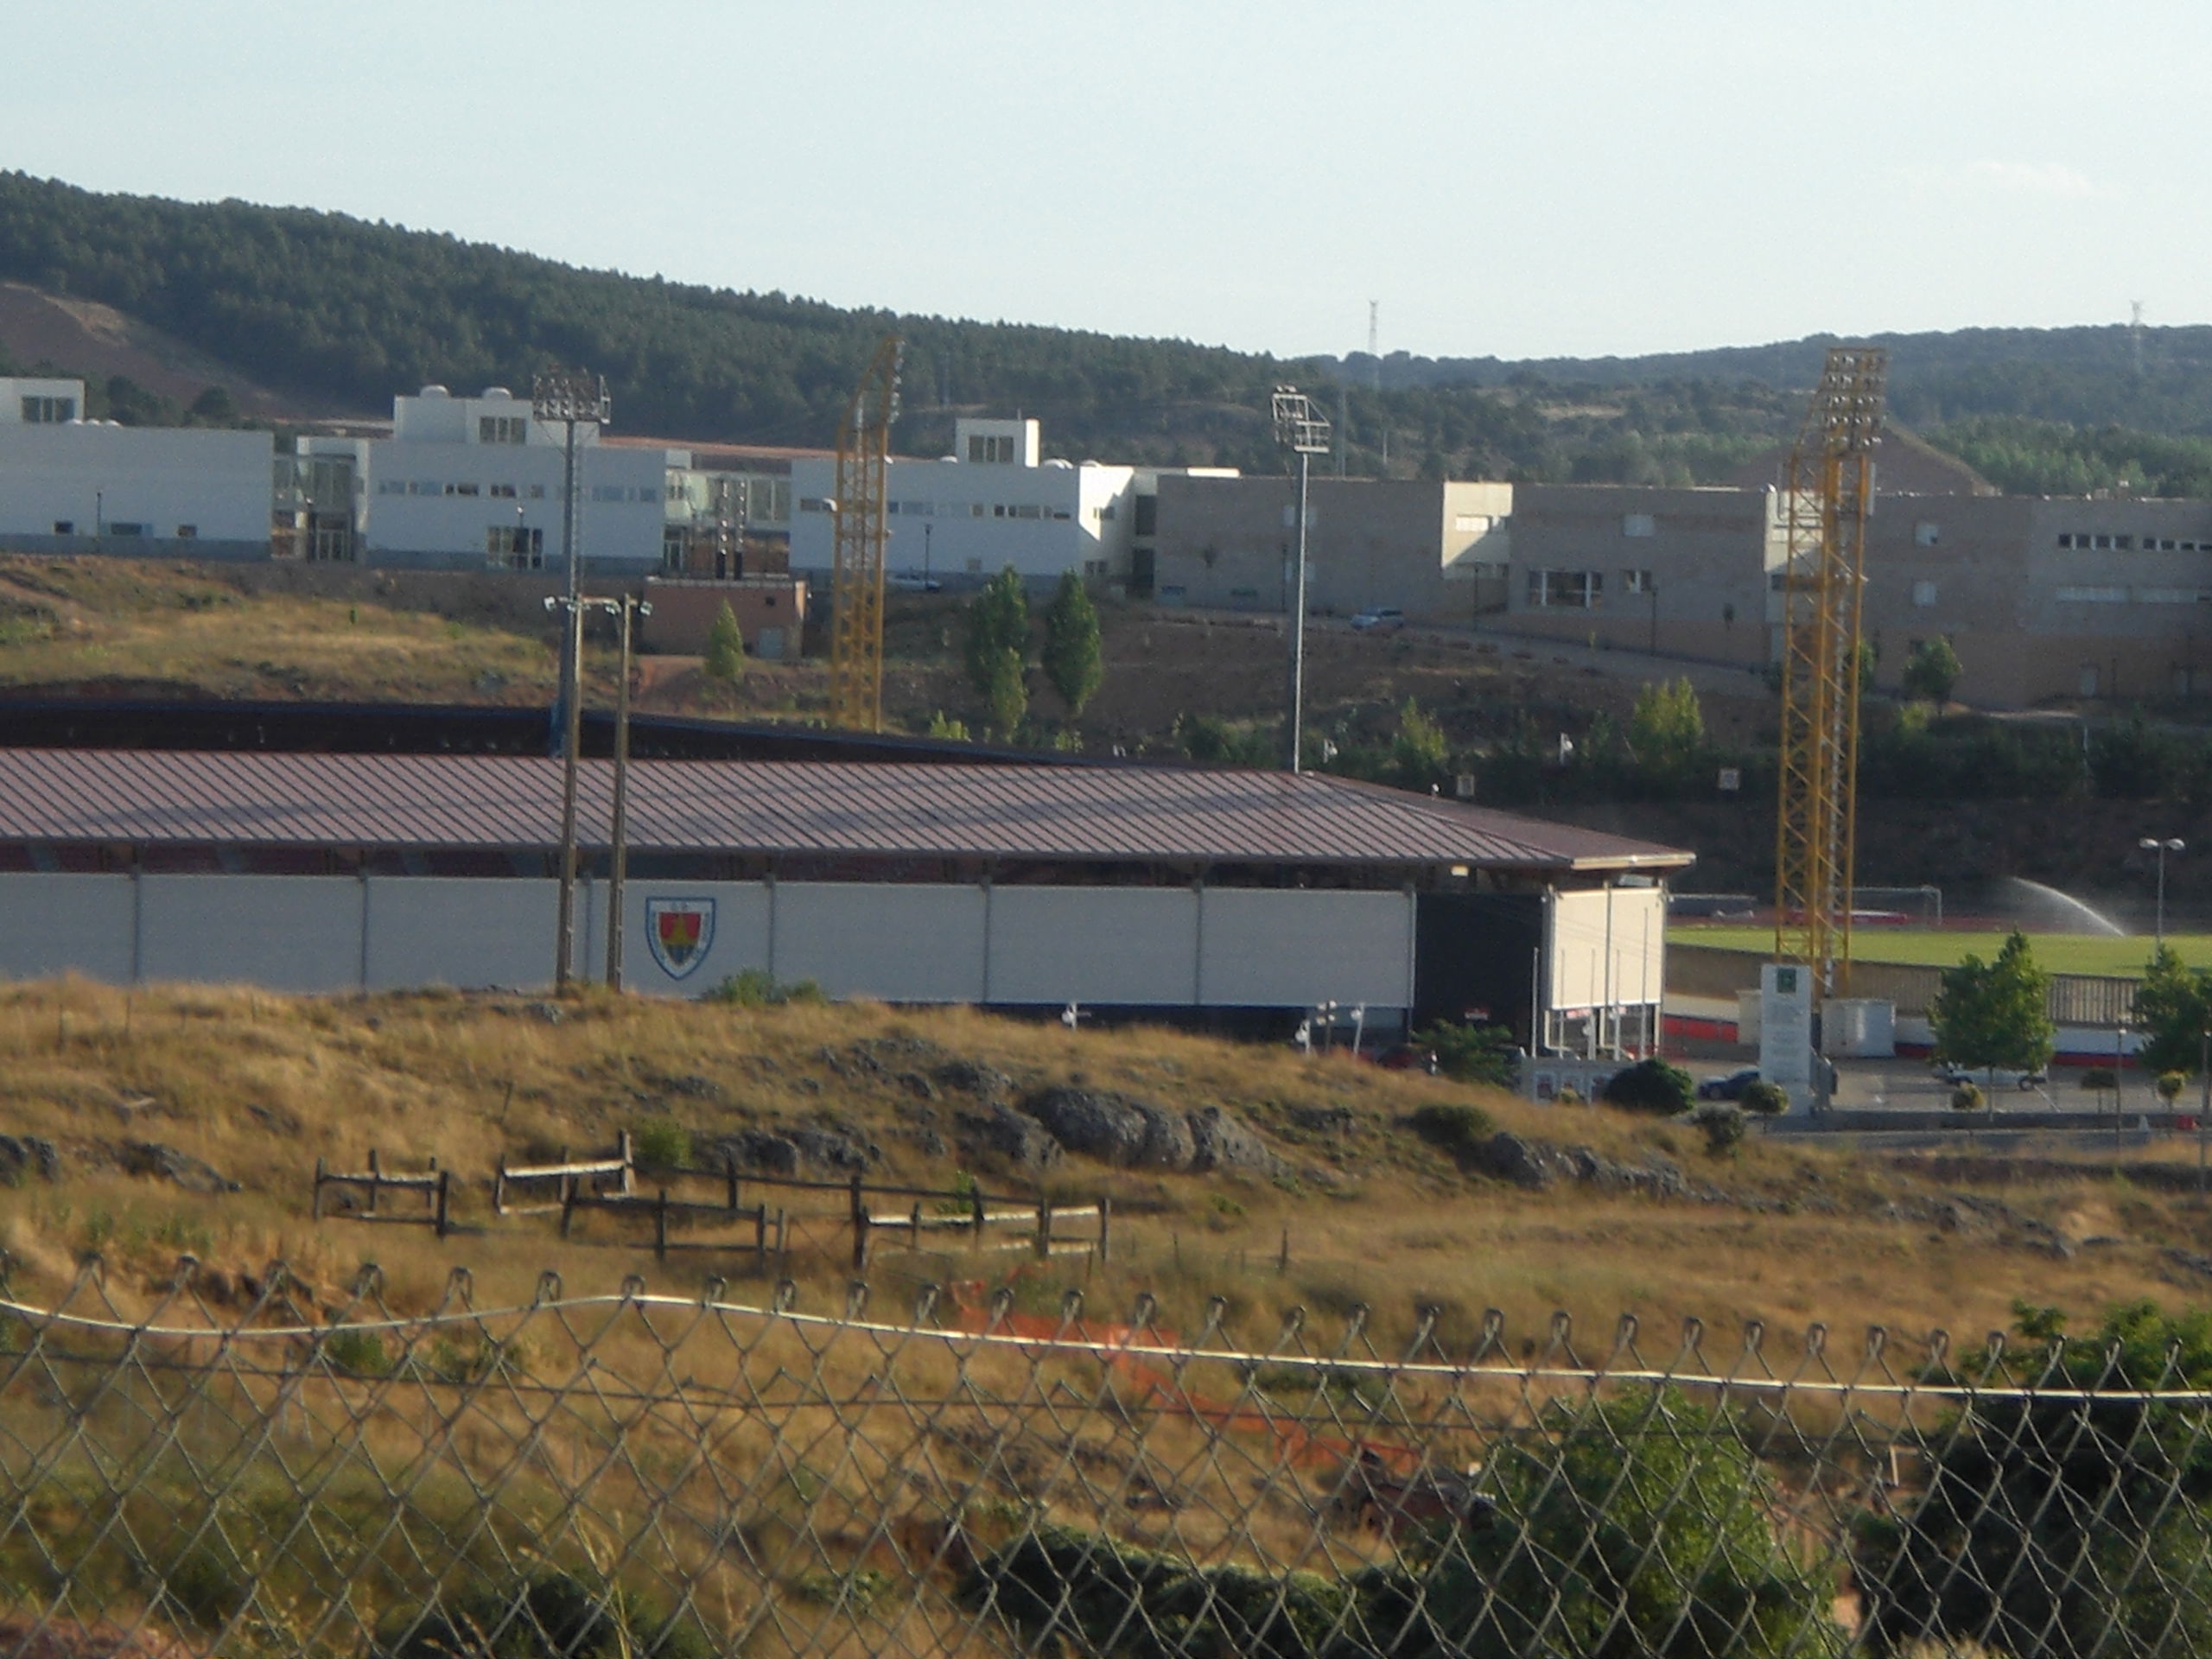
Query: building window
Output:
[[445, 481, 480, 497], [968, 434, 1016, 463], [1527, 568, 1600, 608], [1623, 513, 1656, 537], [528, 484, 547, 499], [798, 497, 830, 513], [410, 481, 440, 496], [486, 525, 545, 570], [1915, 521, 1941, 546], [479, 416, 527, 445], [1622, 569, 1653, 594], [1084, 559, 1108, 576], [489, 482, 517, 499], [108, 523, 144, 537], [1453, 512, 1491, 533], [20, 396, 76, 423], [2057, 533, 2075, 548], [1912, 580, 1937, 607], [2116, 535, 2135, 550], [52, 520, 72, 535], [175, 524, 197, 538]]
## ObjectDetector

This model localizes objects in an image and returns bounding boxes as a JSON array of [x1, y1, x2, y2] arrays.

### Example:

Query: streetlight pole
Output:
[[2140, 836, 2186, 945], [1270, 386, 1332, 773], [605, 595, 649, 992], [532, 372, 610, 995]]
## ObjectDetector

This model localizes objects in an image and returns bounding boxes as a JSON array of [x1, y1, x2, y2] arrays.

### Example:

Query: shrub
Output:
[[1414, 1021, 1518, 1088], [381, 1570, 708, 1659], [631, 1115, 691, 1169], [1859, 1300, 2212, 1657], [1421, 1388, 1838, 1658], [1599, 1056, 1695, 1116], [1739, 1079, 1789, 1116], [1407, 1102, 1496, 1161], [2158, 1071, 2188, 1105], [2081, 1066, 2118, 1094], [1949, 1081, 1986, 1114], [321, 1326, 391, 1377], [1688, 1101, 1747, 1154], [705, 968, 826, 1007]]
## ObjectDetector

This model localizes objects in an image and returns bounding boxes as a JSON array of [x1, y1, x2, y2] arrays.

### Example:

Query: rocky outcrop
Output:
[[0, 1135, 60, 1185], [1462, 1131, 1693, 1200], [118, 1141, 237, 1194], [1016, 1089, 1281, 1175]]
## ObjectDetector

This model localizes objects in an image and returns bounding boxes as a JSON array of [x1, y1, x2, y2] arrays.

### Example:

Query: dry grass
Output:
[[6, 979, 2212, 1359]]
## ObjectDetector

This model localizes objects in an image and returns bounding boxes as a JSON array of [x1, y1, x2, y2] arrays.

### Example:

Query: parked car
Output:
[[888, 569, 943, 593], [1349, 607, 1406, 633], [1697, 1066, 1763, 1101], [1934, 1061, 2048, 1090]]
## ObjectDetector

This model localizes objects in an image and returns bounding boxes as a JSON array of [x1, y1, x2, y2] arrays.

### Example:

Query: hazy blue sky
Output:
[[7, 1, 2201, 362]]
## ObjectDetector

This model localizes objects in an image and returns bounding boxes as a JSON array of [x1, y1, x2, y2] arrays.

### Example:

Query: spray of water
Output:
[[1996, 876, 2128, 937]]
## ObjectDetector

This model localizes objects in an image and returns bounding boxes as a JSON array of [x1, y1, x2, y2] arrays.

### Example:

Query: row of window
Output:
[[2056, 532, 2212, 552], [372, 480, 663, 505], [479, 416, 529, 445], [486, 525, 545, 570], [1524, 568, 1656, 607], [798, 498, 1076, 523], [21, 396, 76, 424], [969, 434, 1020, 463], [2054, 586, 2212, 604], [51, 520, 194, 537]]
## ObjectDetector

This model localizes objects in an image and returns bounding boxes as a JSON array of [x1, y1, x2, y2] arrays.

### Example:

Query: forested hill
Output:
[[7, 172, 2212, 494]]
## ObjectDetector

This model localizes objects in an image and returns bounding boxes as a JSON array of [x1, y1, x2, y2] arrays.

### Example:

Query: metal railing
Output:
[[3, 1259, 2209, 1656]]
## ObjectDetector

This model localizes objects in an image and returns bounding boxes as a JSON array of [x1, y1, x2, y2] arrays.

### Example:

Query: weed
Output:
[[1407, 1101, 1497, 1161], [631, 1116, 691, 1169], [705, 969, 826, 1007]]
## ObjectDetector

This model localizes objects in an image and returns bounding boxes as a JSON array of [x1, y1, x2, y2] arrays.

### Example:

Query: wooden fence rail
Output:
[[313, 1131, 1112, 1269], [311, 1150, 451, 1239]]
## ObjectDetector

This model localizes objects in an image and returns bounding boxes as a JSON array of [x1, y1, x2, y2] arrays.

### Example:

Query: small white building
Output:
[[325, 386, 680, 572], [787, 417, 1142, 587], [0, 377, 276, 558]]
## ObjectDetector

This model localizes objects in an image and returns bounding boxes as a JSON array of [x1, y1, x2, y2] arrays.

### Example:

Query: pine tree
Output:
[[2133, 944, 2212, 1076], [703, 601, 746, 682], [1040, 572, 1103, 718]]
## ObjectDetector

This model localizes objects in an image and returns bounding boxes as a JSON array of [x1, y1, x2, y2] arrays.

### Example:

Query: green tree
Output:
[[702, 601, 746, 682], [1626, 677, 1705, 787], [964, 568, 1030, 739], [2133, 944, 2212, 1076], [1860, 1299, 2212, 1657], [1900, 635, 1962, 702], [1420, 1389, 1841, 1658], [1599, 1056, 1695, 1116], [1389, 698, 1452, 791], [1039, 571, 1103, 717], [1929, 929, 2054, 1079]]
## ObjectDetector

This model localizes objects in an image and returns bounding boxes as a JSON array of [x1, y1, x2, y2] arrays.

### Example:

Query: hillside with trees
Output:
[[7, 172, 2212, 493]]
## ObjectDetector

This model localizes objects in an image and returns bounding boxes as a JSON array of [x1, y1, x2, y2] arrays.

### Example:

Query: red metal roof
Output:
[[0, 750, 1691, 873]]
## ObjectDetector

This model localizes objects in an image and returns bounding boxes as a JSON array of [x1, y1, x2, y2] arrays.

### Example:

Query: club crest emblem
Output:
[[645, 899, 715, 980]]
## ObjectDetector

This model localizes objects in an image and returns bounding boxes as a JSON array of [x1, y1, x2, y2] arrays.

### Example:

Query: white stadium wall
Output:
[[0, 874, 1421, 1012]]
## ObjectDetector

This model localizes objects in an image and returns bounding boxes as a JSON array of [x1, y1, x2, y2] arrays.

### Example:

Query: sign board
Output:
[[1717, 766, 1742, 793], [1758, 962, 1814, 1110]]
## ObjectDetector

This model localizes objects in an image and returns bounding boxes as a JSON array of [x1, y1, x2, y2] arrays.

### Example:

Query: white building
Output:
[[309, 386, 679, 572], [0, 377, 276, 558], [787, 417, 1142, 587]]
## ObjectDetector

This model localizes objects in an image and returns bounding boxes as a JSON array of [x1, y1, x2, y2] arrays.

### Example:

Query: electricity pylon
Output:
[[1773, 346, 1887, 995], [829, 336, 902, 731]]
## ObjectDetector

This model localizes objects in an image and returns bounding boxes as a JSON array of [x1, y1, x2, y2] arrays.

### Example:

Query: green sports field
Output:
[[1675, 926, 2212, 976]]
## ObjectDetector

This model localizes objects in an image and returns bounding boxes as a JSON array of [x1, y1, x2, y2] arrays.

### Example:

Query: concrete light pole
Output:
[[2140, 836, 2185, 945], [532, 372, 610, 994], [1270, 386, 1332, 773]]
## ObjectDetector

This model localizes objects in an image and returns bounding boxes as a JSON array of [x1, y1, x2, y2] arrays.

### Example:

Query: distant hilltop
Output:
[[4, 172, 2212, 496]]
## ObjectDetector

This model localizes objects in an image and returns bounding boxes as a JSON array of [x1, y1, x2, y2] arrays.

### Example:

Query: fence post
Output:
[[849, 1173, 869, 1271], [1035, 1196, 1052, 1260], [435, 1169, 451, 1240], [493, 1152, 507, 1217], [971, 1188, 986, 1244], [560, 1179, 577, 1239], [656, 1189, 670, 1262], [777, 1205, 789, 1272], [1099, 1196, 1111, 1264], [620, 1129, 635, 1195], [1278, 1226, 1290, 1274], [726, 1155, 739, 1215], [367, 1148, 381, 1217], [312, 1157, 326, 1220], [910, 1202, 923, 1251], [754, 1201, 767, 1270]]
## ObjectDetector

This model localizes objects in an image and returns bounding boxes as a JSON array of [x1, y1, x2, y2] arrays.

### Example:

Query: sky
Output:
[[5, 1, 2205, 364]]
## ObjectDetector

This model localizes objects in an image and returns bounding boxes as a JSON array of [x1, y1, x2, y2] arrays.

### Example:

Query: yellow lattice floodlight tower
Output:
[[1774, 346, 1887, 996], [829, 335, 903, 732]]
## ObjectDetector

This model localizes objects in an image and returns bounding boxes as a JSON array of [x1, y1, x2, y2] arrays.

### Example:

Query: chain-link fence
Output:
[[3, 1259, 2210, 1658]]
